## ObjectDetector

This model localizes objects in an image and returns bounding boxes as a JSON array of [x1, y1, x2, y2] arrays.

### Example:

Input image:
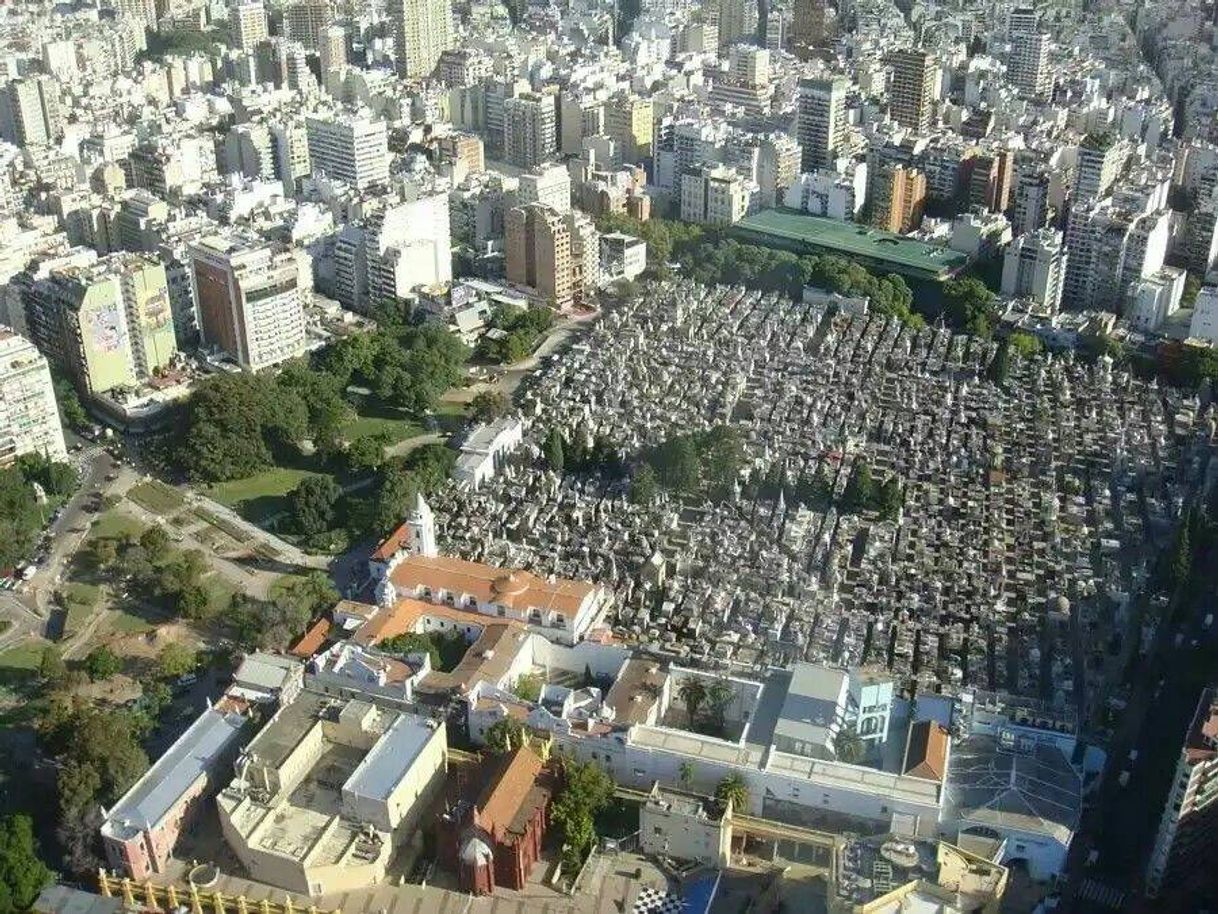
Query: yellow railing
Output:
[[96, 872, 340, 914]]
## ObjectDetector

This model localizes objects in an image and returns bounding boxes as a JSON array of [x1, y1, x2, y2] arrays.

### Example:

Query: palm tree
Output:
[[834, 725, 866, 764], [678, 761, 694, 791], [678, 677, 707, 728], [715, 773, 748, 813], [705, 679, 733, 734]]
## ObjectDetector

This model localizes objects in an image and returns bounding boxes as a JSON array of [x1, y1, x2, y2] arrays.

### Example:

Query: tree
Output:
[[987, 336, 1012, 385], [705, 679, 734, 733], [877, 477, 903, 521], [156, 642, 197, 680], [176, 372, 309, 482], [678, 677, 707, 727], [38, 646, 66, 684], [374, 465, 418, 537], [544, 428, 565, 473], [84, 645, 122, 680], [485, 718, 526, 754], [139, 525, 172, 562], [834, 726, 866, 764], [90, 536, 119, 568], [1182, 273, 1202, 308], [52, 372, 89, 433], [273, 571, 339, 620], [0, 814, 52, 914], [840, 460, 877, 514], [468, 390, 509, 423], [289, 475, 341, 535], [648, 436, 699, 493], [629, 464, 658, 505], [345, 432, 392, 474], [513, 673, 543, 702], [942, 277, 997, 338], [715, 773, 749, 813], [678, 761, 694, 791], [552, 757, 613, 834]]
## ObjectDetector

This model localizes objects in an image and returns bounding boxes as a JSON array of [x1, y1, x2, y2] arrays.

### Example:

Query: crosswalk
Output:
[[1077, 878, 1127, 910]]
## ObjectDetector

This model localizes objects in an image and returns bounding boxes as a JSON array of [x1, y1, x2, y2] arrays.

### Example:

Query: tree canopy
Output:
[[0, 814, 51, 914]]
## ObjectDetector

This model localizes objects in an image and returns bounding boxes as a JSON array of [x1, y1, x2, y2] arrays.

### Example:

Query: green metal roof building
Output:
[[732, 209, 969, 283]]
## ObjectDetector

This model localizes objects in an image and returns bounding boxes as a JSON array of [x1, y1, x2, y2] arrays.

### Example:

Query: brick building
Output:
[[442, 745, 553, 894]]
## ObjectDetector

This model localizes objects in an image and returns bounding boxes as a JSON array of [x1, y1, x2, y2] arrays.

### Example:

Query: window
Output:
[[653, 827, 663, 835]]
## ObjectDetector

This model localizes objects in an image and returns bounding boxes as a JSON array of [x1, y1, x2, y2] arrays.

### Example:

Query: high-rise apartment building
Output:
[[517, 163, 571, 213], [189, 234, 307, 371], [888, 49, 937, 132], [796, 77, 847, 173], [0, 76, 63, 148], [1063, 198, 1169, 310], [604, 94, 653, 164], [1074, 135, 1129, 203], [305, 112, 389, 190], [680, 164, 751, 225], [364, 191, 453, 308], [1146, 687, 1218, 898], [232, 0, 269, 50], [789, 0, 825, 58], [389, 0, 453, 79], [503, 90, 558, 169], [967, 150, 1015, 213], [506, 204, 573, 308], [715, 0, 754, 48], [1011, 167, 1051, 235], [283, 0, 330, 50], [22, 254, 177, 395], [869, 164, 926, 234], [318, 26, 347, 94], [1010, 31, 1051, 100], [1000, 229, 1067, 309], [0, 328, 67, 466], [567, 210, 599, 305], [1190, 286, 1218, 344]]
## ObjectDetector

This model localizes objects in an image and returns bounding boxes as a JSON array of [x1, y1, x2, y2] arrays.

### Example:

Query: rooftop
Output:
[[733, 209, 969, 280], [102, 707, 247, 838], [943, 734, 1081, 846], [344, 714, 442, 803], [389, 554, 596, 615]]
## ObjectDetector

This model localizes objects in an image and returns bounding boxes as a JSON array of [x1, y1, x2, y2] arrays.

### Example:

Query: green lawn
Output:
[[127, 480, 186, 515], [204, 467, 331, 524], [89, 510, 145, 542], [0, 641, 45, 673], [61, 583, 100, 636], [344, 413, 424, 444], [109, 609, 155, 634]]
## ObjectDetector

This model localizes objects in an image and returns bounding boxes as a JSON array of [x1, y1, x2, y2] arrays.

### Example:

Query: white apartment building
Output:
[[1189, 286, 1218, 344], [1001, 229, 1068, 309], [189, 234, 308, 371], [0, 328, 67, 465], [305, 113, 389, 191], [1127, 267, 1186, 334], [599, 232, 647, 283], [516, 163, 571, 213], [1146, 688, 1218, 897], [784, 163, 867, 220], [680, 165, 752, 226], [365, 191, 453, 306]]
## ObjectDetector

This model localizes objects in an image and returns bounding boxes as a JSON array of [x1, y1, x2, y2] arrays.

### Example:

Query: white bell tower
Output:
[[407, 493, 438, 557]]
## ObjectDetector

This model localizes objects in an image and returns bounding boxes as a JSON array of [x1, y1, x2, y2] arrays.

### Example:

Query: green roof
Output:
[[732, 208, 969, 281]]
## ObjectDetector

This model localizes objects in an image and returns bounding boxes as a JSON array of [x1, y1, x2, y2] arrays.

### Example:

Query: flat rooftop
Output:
[[733, 209, 969, 281], [345, 714, 440, 802], [103, 707, 247, 837]]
